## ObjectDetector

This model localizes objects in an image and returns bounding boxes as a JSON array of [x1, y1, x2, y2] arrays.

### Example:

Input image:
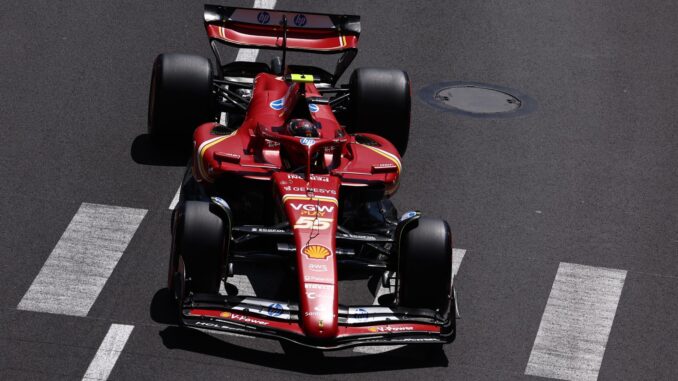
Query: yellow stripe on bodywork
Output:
[[282, 194, 338, 205], [360, 144, 402, 173], [196, 131, 237, 182]]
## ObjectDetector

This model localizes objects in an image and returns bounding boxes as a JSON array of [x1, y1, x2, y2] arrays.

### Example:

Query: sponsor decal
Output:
[[399, 211, 418, 222], [287, 173, 329, 182], [294, 216, 333, 230], [401, 338, 440, 342], [306, 291, 317, 299], [300, 137, 316, 146], [305, 283, 333, 290], [195, 321, 222, 329], [267, 303, 283, 317], [304, 275, 333, 283], [219, 311, 269, 326], [344, 233, 378, 241], [291, 203, 335, 217], [308, 103, 319, 112], [304, 311, 336, 317], [289, 187, 337, 195], [293, 13, 307, 27], [302, 245, 332, 259], [252, 227, 286, 233], [308, 263, 329, 272], [269, 97, 284, 110], [355, 308, 369, 320], [257, 11, 271, 24], [291, 203, 335, 213], [367, 325, 414, 333]]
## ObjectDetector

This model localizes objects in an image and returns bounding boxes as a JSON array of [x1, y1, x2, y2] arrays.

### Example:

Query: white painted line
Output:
[[18, 203, 147, 316], [452, 248, 466, 280], [254, 0, 277, 10], [234, 0, 276, 62], [355, 248, 467, 354], [235, 48, 260, 63], [168, 185, 181, 210], [82, 324, 134, 381], [525, 263, 627, 381], [228, 274, 256, 296]]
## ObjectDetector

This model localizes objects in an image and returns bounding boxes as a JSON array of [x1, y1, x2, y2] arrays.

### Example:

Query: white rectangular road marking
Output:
[[355, 248, 467, 354], [82, 324, 134, 381], [168, 185, 181, 210], [18, 203, 147, 316], [225, 274, 257, 297], [525, 262, 627, 381]]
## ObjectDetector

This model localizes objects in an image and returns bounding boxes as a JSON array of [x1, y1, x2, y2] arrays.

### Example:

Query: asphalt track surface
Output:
[[2, 1, 678, 380]]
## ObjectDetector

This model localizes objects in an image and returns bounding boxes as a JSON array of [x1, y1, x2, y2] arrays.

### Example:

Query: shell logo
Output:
[[368, 327, 378, 333], [303, 245, 331, 260], [220, 312, 232, 318]]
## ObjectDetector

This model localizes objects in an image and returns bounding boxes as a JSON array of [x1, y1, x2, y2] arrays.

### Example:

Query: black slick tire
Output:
[[397, 217, 453, 311], [348, 68, 411, 156], [148, 53, 216, 140], [175, 200, 225, 294]]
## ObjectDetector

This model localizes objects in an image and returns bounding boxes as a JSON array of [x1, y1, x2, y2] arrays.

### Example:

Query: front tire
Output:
[[396, 217, 453, 311], [171, 200, 226, 295]]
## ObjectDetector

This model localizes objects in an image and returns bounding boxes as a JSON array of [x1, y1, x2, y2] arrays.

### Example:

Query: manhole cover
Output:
[[435, 86, 520, 113], [419, 81, 535, 118]]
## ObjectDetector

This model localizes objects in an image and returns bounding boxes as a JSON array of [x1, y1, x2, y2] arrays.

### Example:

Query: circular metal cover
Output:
[[435, 86, 520, 114], [419, 81, 535, 118]]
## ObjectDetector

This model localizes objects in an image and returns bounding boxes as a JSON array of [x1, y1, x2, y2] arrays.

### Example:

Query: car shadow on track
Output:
[[150, 289, 449, 373], [131, 134, 191, 166], [158, 326, 449, 374]]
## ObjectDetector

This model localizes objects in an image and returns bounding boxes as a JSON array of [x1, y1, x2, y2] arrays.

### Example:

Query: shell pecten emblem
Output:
[[220, 312, 232, 318], [302, 245, 332, 260]]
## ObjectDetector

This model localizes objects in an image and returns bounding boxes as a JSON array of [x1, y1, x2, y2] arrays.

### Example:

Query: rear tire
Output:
[[397, 217, 452, 311], [174, 201, 226, 294], [348, 68, 411, 156], [148, 53, 216, 140]]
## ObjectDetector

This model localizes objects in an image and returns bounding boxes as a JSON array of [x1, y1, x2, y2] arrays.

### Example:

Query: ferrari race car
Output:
[[149, 4, 458, 350]]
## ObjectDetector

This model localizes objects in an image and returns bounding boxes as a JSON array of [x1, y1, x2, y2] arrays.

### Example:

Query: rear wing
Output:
[[204, 4, 361, 83]]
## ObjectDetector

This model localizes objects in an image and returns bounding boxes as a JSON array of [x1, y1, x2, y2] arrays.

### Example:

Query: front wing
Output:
[[181, 294, 455, 350]]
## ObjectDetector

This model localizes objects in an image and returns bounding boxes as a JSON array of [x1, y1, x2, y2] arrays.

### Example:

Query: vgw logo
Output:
[[291, 203, 335, 217]]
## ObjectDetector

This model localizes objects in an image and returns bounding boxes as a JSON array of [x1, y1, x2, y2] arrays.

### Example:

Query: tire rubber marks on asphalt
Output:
[[525, 263, 627, 381], [82, 324, 134, 381], [18, 203, 147, 316], [354, 248, 467, 354]]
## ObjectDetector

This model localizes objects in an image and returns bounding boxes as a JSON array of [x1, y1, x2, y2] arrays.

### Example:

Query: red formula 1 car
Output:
[[148, 4, 458, 350]]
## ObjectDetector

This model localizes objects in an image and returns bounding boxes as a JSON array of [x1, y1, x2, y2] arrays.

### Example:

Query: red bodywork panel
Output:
[[191, 73, 402, 341]]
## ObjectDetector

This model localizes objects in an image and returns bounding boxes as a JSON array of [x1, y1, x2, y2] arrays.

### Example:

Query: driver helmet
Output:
[[287, 118, 319, 138]]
